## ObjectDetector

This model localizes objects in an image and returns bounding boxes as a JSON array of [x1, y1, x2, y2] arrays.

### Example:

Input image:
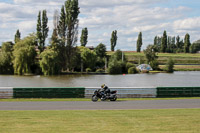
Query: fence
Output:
[[157, 87, 200, 97], [85, 87, 157, 98], [0, 87, 200, 99], [13, 87, 85, 98]]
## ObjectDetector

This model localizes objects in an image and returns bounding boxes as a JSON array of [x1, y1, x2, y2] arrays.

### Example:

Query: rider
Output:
[[101, 84, 110, 97]]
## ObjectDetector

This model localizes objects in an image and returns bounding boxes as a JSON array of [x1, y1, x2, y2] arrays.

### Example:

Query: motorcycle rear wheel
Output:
[[110, 96, 117, 101], [91, 95, 98, 102]]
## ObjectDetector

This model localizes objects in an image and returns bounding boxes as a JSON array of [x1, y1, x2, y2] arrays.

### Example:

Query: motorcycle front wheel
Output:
[[91, 95, 98, 102]]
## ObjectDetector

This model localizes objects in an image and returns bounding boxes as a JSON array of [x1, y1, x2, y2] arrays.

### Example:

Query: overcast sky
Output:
[[0, 0, 200, 50]]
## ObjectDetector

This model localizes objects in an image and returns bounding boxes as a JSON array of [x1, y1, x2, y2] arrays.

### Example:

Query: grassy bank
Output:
[[160, 65, 200, 71], [108, 51, 200, 65], [0, 109, 199, 133], [1, 97, 200, 102]]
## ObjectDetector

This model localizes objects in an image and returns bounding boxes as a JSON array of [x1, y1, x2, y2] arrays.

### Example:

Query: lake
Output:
[[0, 71, 200, 87]]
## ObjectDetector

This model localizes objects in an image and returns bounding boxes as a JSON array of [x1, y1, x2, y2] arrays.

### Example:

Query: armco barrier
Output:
[[85, 87, 157, 98], [0, 87, 13, 99], [1, 87, 200, 99], [13, 87, 85, 98], [157, 87, 200, 97]]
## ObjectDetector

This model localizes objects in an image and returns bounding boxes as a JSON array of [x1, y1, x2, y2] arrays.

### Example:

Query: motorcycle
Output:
[[91, 89, 117, 102]]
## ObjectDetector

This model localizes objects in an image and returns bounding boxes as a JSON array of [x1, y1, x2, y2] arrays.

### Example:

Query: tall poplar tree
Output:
[[61, 0, 80, 71], [58, 6, 67, 39], [111, 30, 117, 51], [14, 29, 21, 44], [176, 36, 180, 48], [184, 33, 191, 53], [80, 27, 88, 47], [36, 10, 49, 53], [65, 0, 80, 47], [161, 30, 167, 53], [136, 32, 142, 52], [41, 10, 49, 52], [36, 11, 42, 49], [154, 36, 158, 46], [51, 10, 60, 51]]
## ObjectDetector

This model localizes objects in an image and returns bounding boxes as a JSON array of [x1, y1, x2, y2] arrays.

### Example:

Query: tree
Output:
[[189, 43, 200, 53], [136, 32, 142, 52], [80, 27, 88, 46], [154, 36, 162, 52], [108, 60, 124, 74], [79, 47, 97, 70], [36, 10, 49, 52], [58, 6, 67, 39], [176, 36, 180, 48], [184, 33, 191, 53], [94, 43, 107, 69], [161, 30, 167, 53], [110, 30, 117, 51], [37, 11, 42, 49], [94, 43, 107, 58], [0, 42, 14, 74], [167, 36, 176, 53], [13, 34, 37, 75], [50, 28, 61, 52], [176, 36, 184, 53], [14, 29, 21, 43], [111, 49, 126, 62], [40, 49, 60, 75], [65, 0, 80, 70], [144, 45, 159, 70], [165, 58, 174, 73], [53, 10, 59, 32], [108, 50, 127, 74], [41, 10, 49, 51]]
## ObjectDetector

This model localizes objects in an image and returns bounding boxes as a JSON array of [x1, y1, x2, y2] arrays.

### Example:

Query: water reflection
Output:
[[0, 71, 200, 87]]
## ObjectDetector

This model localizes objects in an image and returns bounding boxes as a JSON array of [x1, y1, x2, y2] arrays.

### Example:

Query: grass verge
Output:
[[0, 97, 200, 102], [108, 51, 200, 65], [0, 109, 199, 133], [160, 65, 200, 71]]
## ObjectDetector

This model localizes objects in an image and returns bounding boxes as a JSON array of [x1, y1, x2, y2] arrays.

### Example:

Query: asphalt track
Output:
[[0, 99, 200, 110]]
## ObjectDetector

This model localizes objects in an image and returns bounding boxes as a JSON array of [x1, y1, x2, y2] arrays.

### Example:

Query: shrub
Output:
[[108, 60, 123, 74], [128, 66, 138, 74], [108, 50, 127, 74], [126, 62, 135, 70], [86, 68, 92, 73], [150, 60, 159, 70], [96, 68, 104, 73], [165, 58, 174, 73]]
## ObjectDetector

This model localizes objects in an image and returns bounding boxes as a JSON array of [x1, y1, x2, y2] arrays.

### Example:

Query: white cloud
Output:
[[174, 17, 200, 31], [0, 0, 199, 50]]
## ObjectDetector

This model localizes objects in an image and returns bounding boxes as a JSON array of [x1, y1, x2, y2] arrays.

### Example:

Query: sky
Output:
[[0, 0, 200, 51]]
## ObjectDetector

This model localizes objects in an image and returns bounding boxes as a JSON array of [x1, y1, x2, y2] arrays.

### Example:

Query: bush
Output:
[[108, 50, 127, 74], [108, 60, 123, 74], [86, 68, 92, 73], [150, 60, 159, 70], [96, 68, 104, 73], [126, 62, 135, 70], [128, 66, 138, 74], [165, 58, 174, 73]]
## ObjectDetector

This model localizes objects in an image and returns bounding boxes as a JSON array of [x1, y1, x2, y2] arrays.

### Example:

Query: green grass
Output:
[[0, 109, 200, 133], [107, 51, 200, 65], [160, 65, 200, 71], [1, 97, 200, 102]]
